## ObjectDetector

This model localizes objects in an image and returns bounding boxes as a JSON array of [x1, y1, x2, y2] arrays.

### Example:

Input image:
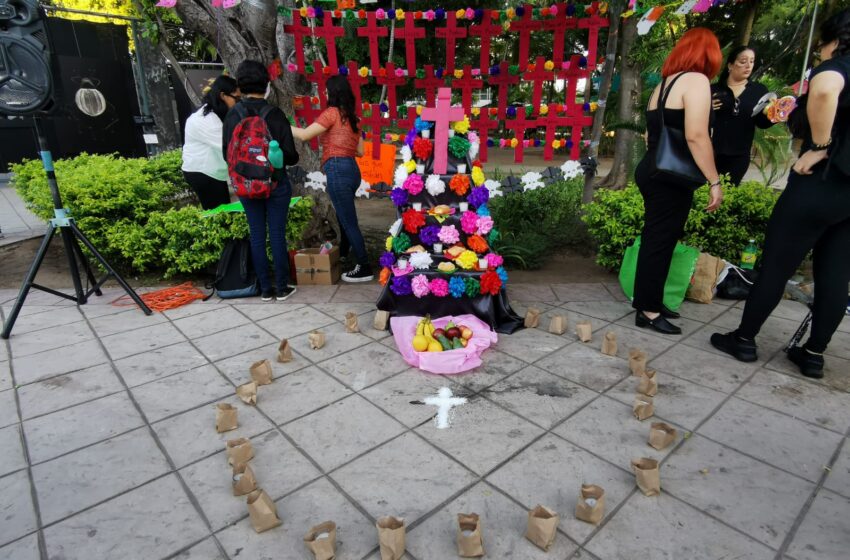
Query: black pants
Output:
[[632, 158, 695, 312], [715, 153, 750, 186], [183, 171, 231, 210], [739, 170, 850, 353]]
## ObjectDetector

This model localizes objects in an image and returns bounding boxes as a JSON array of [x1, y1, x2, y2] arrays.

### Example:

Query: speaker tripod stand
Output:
[[1, 118, 151, 339]]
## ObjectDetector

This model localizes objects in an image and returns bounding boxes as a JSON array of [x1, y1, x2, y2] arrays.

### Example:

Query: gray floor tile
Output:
[[43, 475, 208, 560], [318, 342, 409, 391], [215, 477, 373, 559], [761, 299, 811, 322], [356, 309, 393, 341], [10, 324, 92, 362], [79, 300, 141, 319], [648, 344, 758, 393], [765, 350, 850, 393], [113, 341, 209, 388], [311, 302, 375, 319], [132, 364, 233, 423], [87, 307, 168, 337], [24, 392, 144, 464], [604, 282, 630, 302], [0, 424, 26, 477], [823, 442, 850, 499], [561, 300, 635, 323], [284, 393, 406, 472], [256, 305, 337, 339], [699, 397, 843, 482], [825, 329, 850, 361], [332, 431, 478, 524], [0, 389, 17, 429], [614, 312, 705, 338], [180, 430, 321, 531], [711, 307, 803, 343], [0, 533, 39, 560], [586, 322, 680, 362], [585, 492, 774, 560], [213, 344, 308, 386], [446, 349, 530, 394], [675, 300, 732, 323], [330, 283, 382, 303], [5, 305, 84, 335], [786, 490, 850, 560], [551, 283, 615, 302], [16, 363, 123, 420], [506, 282, 558, 302], [0, 470, 36, 547], [256, 366, 353, 425], [100, 322, 188, 361], [406, 482, 579, 560], [32, 427, 171, 525], [232, 301, 304, 322], [193, 323, 276, 362], [494, 327, 570, 363], [282, 285, 339, 304], [171, 537, 227, 559], [172, 306, 251, 339], [12, 338, 108, 386], [163, 302, 229, 321], [536, 342, 632, 392], [287, 322, 373, 364], [415, 397, 544, 475], [663, 435, 814, 548], [486, 434, 636, 544], [0, 360, 10, 392], [359, 369, 463, 428], [683, 322, 786, 366], [483, 365, 597, 429]]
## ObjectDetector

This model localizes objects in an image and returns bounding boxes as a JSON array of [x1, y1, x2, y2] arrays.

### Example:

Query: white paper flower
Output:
[[409, 251, 433, 270], [400, 144, 412, 163], [394, 165, 409, 189], [425, 174, 446, 197], [355, 179, 370, 198], [484, 179, 503, 197], [560, 159, 582, 179], [389, 218, 402, 237], [468, 139, 480, 160], [521, 171, 545, 192]]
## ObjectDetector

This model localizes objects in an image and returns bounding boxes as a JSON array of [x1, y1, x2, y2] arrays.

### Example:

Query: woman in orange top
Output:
[[292, 76, 372, 282]]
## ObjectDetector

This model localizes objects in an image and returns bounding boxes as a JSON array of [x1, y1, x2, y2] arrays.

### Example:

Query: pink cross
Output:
[[361, 108, 391, 160], [578, 3, 609, 68], [357, 11, 388, 71], [470, 110, 499, 162], [468, 10, 503, 73], [523, 56, 555, 112], [395, 15, 425, 75], [283, 14, 311, 72], [509, 4, 542, 67], [414, 64, 444, 107], [436, 12, 467, 74], [315, 12, 345, 70], [505, 107, 537, 164], [487, 61, 520, 121], [346, 61, 368, 116], [542, 3, 578, 66], [451, 65, 484, 113], [420, 88, 466, 174], [376, 62, 406, 118]]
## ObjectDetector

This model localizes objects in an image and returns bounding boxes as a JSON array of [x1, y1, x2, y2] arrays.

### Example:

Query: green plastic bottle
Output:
[[268, 140, 284, 169], [740, 239, 758, 270]]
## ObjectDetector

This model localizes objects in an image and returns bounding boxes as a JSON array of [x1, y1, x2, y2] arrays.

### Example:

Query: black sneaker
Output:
[[635, 311, 682, 335], [261, 290, 274, 302], [787, 345, 825, 379], [276, 286, 296, 302], [710, 331, 758, 362], [342, 264, 374, 283]]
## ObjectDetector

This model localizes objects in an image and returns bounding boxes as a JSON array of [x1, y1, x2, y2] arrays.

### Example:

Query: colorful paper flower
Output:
[[413, 137, 433, 160], [486, 252, 504, 268], [405, 128, 417, 147], [402, 208, 425, 234], [449, 276, 466, 298], [415, 117, 433, 132], [464, 277, 481, 297], [400, 144, 412, 163], [449, 174, 471, 196], [404, 159, 417, 173], [453, 68, 463, 79], [409, 252, 433, 270], [448, 135, 471, 159], [477, 205, 490, 217], [430, 278, 449, 297], [390, 275, 412, 296], [561, 159, 582, 179], [467, 235, 489, 254], [470, 166, 486, 187], [425, 9, 435, 21], [358, 66, 369, 78], [392, 232, 411, 253], [438, 225, 460, 245], [460, 210, 479, 235], [425, 174, 446, 196], [419, 225, 440, 245], [496, 266, 509, 283], [468, 186, 490, 208], [488, 228, 500, 244], [411, 274, 430, 298], [452, 116, 470, 134], [475, 215, 494, 236], [480, 270, 502, 295], [379, 267, 391, 286], [403, 173, 424, 195], [390, 188, 408, 207], [385, 236, 393, 251], [456, 249, 479, 270], [394, 165, 409, 188], [395, 8, 405, 20], [379, 251, 396, 268]]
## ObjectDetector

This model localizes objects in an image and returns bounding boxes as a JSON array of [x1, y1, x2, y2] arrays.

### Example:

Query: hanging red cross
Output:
[[509, 4, 542, 67], [470, 110, 499, 163], [394, 15, 425, 75], [558, 55, 589, 117], [542, 115, 569, 161], [283, 14, 311, 72], [487, 61, 520, 121], [314, 11, 345, 70], [376, 62, 406, 119], [421, 87, 466, 174], [414, 64, 444, 107], [468, 10, 503, 73], [357, 11, 388, 71], [523, 56, 555, 112], [361, 108, 391, 160], [346, 61, 368, 116], [543, 3, 579, 66], [307, 60, 334, 109], [294, 99, 320, 150], [505, 107, 537, 163], [451, 65, 483, 113], [578, 2, 609, 68], [435, 11, 467, 74], [562, 114, 593, 159]]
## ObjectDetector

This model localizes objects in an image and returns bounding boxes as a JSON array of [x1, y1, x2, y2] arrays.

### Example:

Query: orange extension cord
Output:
[[110, 282, 209, 312]]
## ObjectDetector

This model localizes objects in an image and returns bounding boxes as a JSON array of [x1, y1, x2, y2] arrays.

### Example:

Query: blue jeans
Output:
[[239, 178, 291, 292], [324, 157, 368, 265]]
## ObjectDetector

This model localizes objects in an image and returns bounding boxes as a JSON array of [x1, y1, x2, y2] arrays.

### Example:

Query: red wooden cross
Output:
[[315, 11, 345, 70], [395, 111, 417, 135], [578, 2, 609, 68], [420, 87, 466, 174], [283, 14, 311, 72], [509, 4, 542, 67], [414, 64, 444, 108], [360, 108, 391, 160], [376, 62, 406, 118], [562, 114, 594, 160], [308, 60, 334, 109], [435, 11, 467, 74], [487, 61, 520, 121], [469, 109, 499, 163], [357, 11, 388, 71], [394, 14, 425, 75], [557, 55, 589, 117], [468, 9, 503, 73], [451, 65, 484, 113], [543, 3, 579, 66], [346, 61, 369, 116], [294, 99, 320, 150], [523, 56, 555, 112], [541, 115, 568, 161], [504, 107, 537, 164]]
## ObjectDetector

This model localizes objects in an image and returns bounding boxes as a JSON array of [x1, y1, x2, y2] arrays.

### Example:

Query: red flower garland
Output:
[[467, 234, 489, 254], [449, 174, 471, 196], [402, 208, 426, 234], [413, 137, 433, 161], [480, 270, 502, 296]]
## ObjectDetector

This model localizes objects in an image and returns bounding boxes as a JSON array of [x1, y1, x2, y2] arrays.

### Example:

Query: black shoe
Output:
[[710, 331, 758, 362], [661, 305, 680, 319], [787, 345, 824, 379], [261, 290, 274, 302], [635, 311, 682, 335], [276, 286, 296, 302], [342, 264, 374, 283]]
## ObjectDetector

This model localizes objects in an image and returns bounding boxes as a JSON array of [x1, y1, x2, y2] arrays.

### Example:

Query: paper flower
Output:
[[409, 252, 433, 270], [496, 266, 508, 283], [425, 174, 446, 196], [460, 210, 479, 234], [419, 225, 441, 245], [449, 276, 466, 298], [358, 66, 369, 78], [395, 8, 405, 20], [389, 218, 402, 237], [405, 128, 417, 147], [486, 252, 503, 268], [477, 205, 490, 217], [400, 144, 412, 163], [456, 249, 479, 270], [379, 251, 396, 268], [392, 232, 411, 253], [415, 117, 433, 132], [438, 225, 460, 245], [464, 277, 480, 297], [480, 270, 502, 295], [453, 116, 470, 135], [390, 188, 408, 207], [510, 138, 519, 148], [403, 173, 424, 196], [453, 68, 463, 79], [468, 186, 490, 208], [394, 165, 409, 188], [560, 159, 582, 179], [488, 228, 500, 244], [385, 236, 393, 251], [404, 160, 417, 173], [483, 179, 503, 198], [412, 274, 431, 298], [469, 139, 480, 160], [430, 278, 449, 297], [390, 275, 413, 296], [379, 267, 391, 286], [448, 135, 471, 159], [402, 208, 425, 234], [425, 9, 435, 21], [413, 137, 433, 161], [467, 235, 489, 254], [521, 171, 545, 191], [449, 174, 471, 196], [477, 215, 494, 235]]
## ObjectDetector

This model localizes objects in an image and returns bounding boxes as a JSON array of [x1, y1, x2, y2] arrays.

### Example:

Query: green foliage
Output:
[[583, 179, 780, 270], [752, 126, 792, 186]]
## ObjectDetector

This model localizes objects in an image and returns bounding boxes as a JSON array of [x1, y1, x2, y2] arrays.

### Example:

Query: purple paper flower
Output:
[[468, 186, 490, 208], [379, 251, 396, 268], [405, 128, 417, 147], [390, 275, 413, 296], [419, 225, 441, 245], [390, 188, 408, 207]]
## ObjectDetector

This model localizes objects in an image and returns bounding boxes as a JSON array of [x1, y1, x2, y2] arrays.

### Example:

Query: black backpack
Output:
[[213, 238, 259, 299]]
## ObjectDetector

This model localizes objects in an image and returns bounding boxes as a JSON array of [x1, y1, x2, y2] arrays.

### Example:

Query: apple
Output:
[[446, 327, 461, 340], [433, 328, 446, 339], [460, 327, 473, 340], [460, 337, 469, 347]]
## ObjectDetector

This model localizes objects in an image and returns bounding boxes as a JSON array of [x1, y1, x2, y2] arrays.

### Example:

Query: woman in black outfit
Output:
[[711, 46, 776, 185], [712, 10, 850, 378], [632, 28, 724, 335]]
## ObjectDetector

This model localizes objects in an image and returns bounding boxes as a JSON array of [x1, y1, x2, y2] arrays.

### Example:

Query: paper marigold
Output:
[[413, 137, 433, 161], [467, 235, 489, 254], [402, 208, 425, 234], [456, 249, 479, 270], [449, 174, 471, 196], [480, 270, 502, 295], [452, 116, 470, 135]]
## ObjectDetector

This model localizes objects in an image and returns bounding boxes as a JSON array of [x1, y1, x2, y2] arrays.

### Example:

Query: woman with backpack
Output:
[[222, 60, 299, 302], [291, 75, 373, 282]]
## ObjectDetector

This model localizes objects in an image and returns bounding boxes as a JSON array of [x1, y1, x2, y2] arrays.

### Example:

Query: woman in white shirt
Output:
[[181, 75, 240, 209]]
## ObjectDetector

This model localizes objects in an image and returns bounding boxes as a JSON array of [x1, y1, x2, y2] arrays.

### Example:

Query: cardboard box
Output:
[[295, 247, 341, 285]]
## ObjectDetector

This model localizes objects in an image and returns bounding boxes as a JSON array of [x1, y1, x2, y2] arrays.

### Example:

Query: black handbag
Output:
[[652, 73, 707, 190]]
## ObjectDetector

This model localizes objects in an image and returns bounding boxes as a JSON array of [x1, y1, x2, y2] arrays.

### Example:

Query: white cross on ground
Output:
[[423, 387, 467, 429]]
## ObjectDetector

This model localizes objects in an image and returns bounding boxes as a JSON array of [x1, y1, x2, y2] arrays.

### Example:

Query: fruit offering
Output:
[[412, 316, 474, 353]]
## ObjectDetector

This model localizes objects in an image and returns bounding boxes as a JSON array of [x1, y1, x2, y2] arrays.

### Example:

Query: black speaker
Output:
[[0, 0, 53, 115]]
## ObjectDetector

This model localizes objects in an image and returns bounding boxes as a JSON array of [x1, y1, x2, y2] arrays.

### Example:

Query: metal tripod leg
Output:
[[1, 224, 57, 339], [58, 222, 86, 304], [71, 233, 103, 297]]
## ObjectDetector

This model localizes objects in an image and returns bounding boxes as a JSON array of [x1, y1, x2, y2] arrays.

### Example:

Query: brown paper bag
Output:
[[648, 422, 677, 450], [524, 308, 541, 328], [686, 252, 725, 304], [250, 359, 273, 385], [633, 395, 654, 420], [376, 516, 406, 560], [308, 330, 326, 350], [548, 315, 568, 335], [345, 311, 360, 333], [631, 458, 661, 496], [236, 381, 258, 405], [525, 504, 560, 551], [277, 339, 293, 363], [628, 349, 647, 376], [457, 513, 485, 557], [304, 521, 337, 560], [246, 489, 281, 533], [575, 320, 593, 343], [373, 310, 390, 331], [215, 403, 238, 433], [232, 462, 258, 496], [225, 437, 254, 466], [600, 331, 617, 356], [637, 369, 658, 397], [575, 484, 606, 525]]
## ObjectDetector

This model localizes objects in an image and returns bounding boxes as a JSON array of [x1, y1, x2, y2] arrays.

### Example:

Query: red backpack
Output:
[[227, 104, 276, 199]]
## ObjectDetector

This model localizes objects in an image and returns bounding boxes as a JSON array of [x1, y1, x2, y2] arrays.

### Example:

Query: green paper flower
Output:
[[392, 232, 411, 253], [344, 10, 356, 21], [416, 69, 425, 79], [509, 65, 520, 76], [464, 277, 480, 297], [398, 105, 407, 117], [448, 136, 471, 159], [488, 228, 501, 244]]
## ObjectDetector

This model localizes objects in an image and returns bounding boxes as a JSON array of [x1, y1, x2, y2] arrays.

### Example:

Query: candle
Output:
[[416, 164, 425, 174], [412, 202, 422, 211], [398, 259, 408, 270], [459, 202, 469, 212], [421, 130, 430, 139], [478, 258, 488, 269], [316, 532, 330, 540], [584, 498, 597, 507], [433, 243, 443, 253], [448, 130, 455, 137], [457, 163, 467, 174]]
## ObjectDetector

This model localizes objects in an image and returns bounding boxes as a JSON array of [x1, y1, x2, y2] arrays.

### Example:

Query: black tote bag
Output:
[[652, 73, 708, 190]]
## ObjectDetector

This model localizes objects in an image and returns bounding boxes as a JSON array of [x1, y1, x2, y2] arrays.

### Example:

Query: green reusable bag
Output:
[[619, 236, 700, 312]]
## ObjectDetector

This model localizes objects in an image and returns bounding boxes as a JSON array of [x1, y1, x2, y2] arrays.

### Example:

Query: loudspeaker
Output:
[[0, 0, 53, 115]]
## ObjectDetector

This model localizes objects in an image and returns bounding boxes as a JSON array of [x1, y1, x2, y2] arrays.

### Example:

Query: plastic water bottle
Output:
[[319, 241, 334, 255], [740, 239, 758, 270], [268, 140, 284, 169]]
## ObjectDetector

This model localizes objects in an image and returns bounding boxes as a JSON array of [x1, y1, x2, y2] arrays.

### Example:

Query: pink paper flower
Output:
[[430, 278, 449, 297], [467, 131, 479, 145], [477, 215, 494, 235], [550, 5, 558, 16], [486, 252, 504, 268], [460, 210, 479, 234], [376, 8, 386, 19], [287, 63, 297, 72], [412, 274, 431, 298], [306, 7, 315, 18], [425, 9, 435, 20], [465, 8, 475, 19], [395, 68, 406, 77], [471, 68, 481, 76], [403, 173, 424, 195], [438, 225, 460, 245]]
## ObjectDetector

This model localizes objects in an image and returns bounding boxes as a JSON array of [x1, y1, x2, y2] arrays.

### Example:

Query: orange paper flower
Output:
[[449, 174, 471, 196], [467, 235, 489, 254], [379, 267, 391, 286]]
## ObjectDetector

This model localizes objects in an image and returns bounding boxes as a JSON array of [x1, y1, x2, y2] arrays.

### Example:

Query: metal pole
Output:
[[798, 0, 819, 96]]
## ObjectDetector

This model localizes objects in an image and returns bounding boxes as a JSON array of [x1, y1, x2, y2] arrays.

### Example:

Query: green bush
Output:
[[582, 180, 780, 270]]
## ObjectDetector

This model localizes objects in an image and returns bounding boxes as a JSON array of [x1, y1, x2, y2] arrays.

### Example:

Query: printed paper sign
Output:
[[356, 142, 397, 185]]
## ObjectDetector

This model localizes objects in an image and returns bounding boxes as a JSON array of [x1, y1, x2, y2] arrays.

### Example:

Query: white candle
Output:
[[459, 202, 469, 212], [584, 498, 598, 507], [412, 202, 422, 211], [421, 130, 430, 139], [416, 164, 425, 174], [448, 130, 455, 137], [398, 259, 408, 270], [457, 163, 467, 174], [433, 243, 443, 253], [478, 258, 488, 269], [316, 532, 330, 540]]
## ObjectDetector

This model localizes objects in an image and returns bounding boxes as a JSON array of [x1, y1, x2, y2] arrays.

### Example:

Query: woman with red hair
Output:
[[631, 28, 724, 335]]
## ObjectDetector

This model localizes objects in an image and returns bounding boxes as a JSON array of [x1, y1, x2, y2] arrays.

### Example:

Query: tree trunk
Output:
[[736, 0, 759, 46]]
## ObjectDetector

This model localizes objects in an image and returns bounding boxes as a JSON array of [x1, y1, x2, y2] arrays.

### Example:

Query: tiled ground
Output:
[[0, 283, 848, 560]]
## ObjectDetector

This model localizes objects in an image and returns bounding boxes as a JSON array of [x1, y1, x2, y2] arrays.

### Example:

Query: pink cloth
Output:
[[391, 314, 497, 374]]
